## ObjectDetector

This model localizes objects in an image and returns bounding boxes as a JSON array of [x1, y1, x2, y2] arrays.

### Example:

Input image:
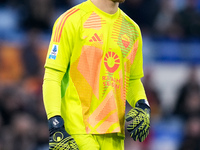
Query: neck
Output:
[[91, 0, 119, 14]]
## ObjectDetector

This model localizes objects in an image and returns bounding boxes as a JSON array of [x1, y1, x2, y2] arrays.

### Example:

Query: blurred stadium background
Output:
[[0, 0, 200, 150]]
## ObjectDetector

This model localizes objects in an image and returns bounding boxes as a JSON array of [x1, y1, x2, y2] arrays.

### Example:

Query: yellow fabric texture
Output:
[[43, 0, 147, 137], [127, 79, 147, 107], [43, 67, 65, 119], [72, 134, 124, 150]]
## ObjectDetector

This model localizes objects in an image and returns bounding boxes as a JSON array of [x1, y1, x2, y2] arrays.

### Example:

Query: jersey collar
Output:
[[87, 0, 120, 20]]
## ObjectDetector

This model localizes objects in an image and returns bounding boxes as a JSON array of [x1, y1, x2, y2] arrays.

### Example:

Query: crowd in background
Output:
[[0, 0, 200, 150], [1, 0, 200, 39]]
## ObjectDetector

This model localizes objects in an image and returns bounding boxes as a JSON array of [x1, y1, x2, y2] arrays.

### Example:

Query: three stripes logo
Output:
[[89, 33, 102, 43]]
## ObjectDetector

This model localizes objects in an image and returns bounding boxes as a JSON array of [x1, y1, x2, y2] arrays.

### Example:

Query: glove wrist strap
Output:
[[135, 99, 150, 108], [48, 116, 64, 130]]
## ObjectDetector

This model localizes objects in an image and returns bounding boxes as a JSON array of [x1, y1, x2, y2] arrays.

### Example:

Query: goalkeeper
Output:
[[43, 0, 151, 149]]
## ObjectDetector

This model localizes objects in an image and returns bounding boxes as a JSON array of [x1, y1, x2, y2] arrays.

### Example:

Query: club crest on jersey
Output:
[[121, 34, 130, 48], [49, 44, 59, 60]]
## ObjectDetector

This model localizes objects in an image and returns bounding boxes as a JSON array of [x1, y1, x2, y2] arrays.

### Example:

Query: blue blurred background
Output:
[[0, 0, 200, 150]]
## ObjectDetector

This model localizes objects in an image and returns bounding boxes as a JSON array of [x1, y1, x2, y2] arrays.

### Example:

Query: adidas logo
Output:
[[89, 33, 102, 42]]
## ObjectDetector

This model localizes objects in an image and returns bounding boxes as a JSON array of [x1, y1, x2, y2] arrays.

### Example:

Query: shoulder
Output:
[[55, 1, 93, 26], [120, 9, 141, 32]]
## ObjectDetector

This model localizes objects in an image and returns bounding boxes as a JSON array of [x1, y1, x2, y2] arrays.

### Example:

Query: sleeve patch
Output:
[[49, 44, 59, 60]]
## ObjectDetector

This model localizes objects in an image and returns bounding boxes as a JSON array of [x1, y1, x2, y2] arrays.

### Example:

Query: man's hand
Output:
[[48, 116, 79, 150], [125, 99, 150, 142]]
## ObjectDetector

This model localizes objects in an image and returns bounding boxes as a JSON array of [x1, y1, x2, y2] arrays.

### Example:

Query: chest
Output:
[[79, 15, 139, 59]]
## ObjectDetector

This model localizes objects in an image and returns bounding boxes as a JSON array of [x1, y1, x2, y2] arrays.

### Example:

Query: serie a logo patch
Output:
[[49, 44, 59, 60]]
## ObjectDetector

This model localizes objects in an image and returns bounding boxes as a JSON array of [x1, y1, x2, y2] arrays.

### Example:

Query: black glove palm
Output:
[[126, 99, 150, 142], [48, 116, 79, 150]]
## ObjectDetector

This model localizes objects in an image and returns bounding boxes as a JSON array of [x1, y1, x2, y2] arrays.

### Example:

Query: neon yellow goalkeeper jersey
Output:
[[45, 0, 144, 137]]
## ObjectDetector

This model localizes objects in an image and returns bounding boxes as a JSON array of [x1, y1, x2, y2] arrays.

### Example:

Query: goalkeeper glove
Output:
[[48, 116, 79, 150], [126, 99, 150, 142]]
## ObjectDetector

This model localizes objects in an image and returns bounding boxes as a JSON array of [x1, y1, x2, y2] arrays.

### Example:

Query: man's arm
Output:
[[127, 78, 147, 107], [42, 8, 80, 149], [43, 67, 65, 119], [126, 22, 150, 142], [126, 23, 146, 107]]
